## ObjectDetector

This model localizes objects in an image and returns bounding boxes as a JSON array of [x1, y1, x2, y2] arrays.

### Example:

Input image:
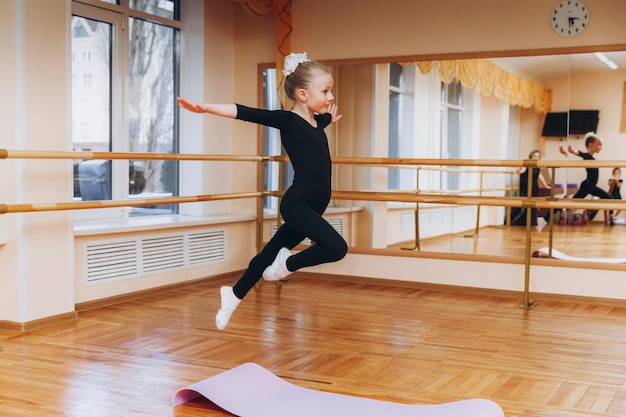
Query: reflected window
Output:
[[388, 63, 415, 190], [440, 80, 472, 191]]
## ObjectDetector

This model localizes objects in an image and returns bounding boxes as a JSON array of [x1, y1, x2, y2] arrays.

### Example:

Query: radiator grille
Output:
[[84, 229, 226, 285]]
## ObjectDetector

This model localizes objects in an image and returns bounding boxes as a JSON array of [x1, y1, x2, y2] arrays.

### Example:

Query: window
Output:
[[71, 0, 181, 218], [440, 80, 471, 192], [387, 63, 414, 190]]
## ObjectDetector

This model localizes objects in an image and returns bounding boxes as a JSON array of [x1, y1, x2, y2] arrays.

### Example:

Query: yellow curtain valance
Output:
[[416, 59, 552, 114]]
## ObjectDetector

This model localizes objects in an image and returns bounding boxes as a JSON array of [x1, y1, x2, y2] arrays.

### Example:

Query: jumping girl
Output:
[[177, 53, 348, 330]]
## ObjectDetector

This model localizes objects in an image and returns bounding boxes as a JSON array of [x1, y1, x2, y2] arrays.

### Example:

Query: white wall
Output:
[[0, 0, 74, 324]]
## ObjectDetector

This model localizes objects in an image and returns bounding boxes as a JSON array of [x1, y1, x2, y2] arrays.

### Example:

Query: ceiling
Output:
[[489, 50, 626, 81]]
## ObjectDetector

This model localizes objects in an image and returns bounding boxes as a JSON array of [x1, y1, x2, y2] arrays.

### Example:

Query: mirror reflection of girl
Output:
[[608, 167, 622, 225], [177, 53, 348, 330], [511, 149, 549, 228], [559, 132, 613, 223]]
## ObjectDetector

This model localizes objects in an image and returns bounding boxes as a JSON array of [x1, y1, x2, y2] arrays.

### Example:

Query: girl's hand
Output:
[[177, 97, 207, 113], [558, 146, 567, 156], [328, 103, 343, 123], [567, 145, 578, 155]]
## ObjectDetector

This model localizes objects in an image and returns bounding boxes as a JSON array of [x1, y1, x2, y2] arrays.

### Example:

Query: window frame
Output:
[[71, 0, 183, 222]]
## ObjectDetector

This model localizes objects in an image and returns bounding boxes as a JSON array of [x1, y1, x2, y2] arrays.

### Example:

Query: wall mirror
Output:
[[261, 49, 626, 265]]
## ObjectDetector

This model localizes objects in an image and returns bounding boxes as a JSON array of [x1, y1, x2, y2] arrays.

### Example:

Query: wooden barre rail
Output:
[[1, 149, 621, 169], [0, 149, 264, 162], [3, 191, 625, 215], [0, 192, 263, 214], [267, 190, 626, 211], [270, 154, 626, 169]]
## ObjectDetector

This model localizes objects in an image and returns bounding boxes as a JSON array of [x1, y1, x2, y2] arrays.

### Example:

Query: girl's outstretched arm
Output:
[[328, 103, 343, 123], [567, 145, 580, 156], [177, 97, 237, 119]]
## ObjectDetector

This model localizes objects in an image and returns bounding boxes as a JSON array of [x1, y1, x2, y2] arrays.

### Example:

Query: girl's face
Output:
[[303, 71, 335, 114], [589, 138, 603, 153], [530, 152, 541, 160]]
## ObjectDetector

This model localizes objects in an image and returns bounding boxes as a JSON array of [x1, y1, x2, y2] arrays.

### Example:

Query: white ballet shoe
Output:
[[536, 217, 547, 233], [262, 247, 293, 281], [215, 286, 241, 330]]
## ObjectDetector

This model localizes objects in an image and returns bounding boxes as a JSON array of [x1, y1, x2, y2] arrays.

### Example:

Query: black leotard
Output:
[[571, 151, 612, 221], [236, 104, 332, 211]]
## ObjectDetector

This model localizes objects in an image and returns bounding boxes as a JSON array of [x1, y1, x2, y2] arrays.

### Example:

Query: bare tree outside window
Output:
[[128, 15, 180, 215]]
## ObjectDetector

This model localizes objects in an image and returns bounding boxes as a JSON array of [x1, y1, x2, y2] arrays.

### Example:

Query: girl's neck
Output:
[[291, 103, 315, 125]]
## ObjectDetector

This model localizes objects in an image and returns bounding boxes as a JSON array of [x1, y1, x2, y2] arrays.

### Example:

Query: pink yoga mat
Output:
[[173, 363, 504, 417]]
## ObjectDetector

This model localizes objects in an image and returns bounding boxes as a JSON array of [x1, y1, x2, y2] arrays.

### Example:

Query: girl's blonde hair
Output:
[[282, 59, 330, 101]]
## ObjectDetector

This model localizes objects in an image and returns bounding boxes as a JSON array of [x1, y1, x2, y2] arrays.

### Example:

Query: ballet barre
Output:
[[5, 148, 626, 311], [271, 154, 626, 169], [3, 148, 621, 169], [0, 149, 265, 162], [0, 192, 263, 214], [266, 190, 626, 212]]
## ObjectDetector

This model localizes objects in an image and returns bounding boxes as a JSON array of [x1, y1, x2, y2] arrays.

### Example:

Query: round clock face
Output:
[[551, 1, 589, 37]]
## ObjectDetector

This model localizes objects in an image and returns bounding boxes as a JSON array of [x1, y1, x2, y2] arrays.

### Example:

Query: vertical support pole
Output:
[[403, 167, 420, 251], [256, 156, 266, 253], [464, 171, 483, 238], [254, 152, 266, 293], [274, 161, 284, 295], [547, 167, 556, 257], [521, 163, 539, 309]]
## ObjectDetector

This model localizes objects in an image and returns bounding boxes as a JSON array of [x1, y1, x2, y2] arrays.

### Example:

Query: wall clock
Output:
[[551, 1, 589, 37]]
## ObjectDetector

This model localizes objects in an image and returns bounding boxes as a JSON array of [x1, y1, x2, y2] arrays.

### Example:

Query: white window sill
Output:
[[74, 214, 256, 236]]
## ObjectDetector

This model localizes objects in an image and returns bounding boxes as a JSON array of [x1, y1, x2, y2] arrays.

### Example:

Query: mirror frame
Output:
[[258, 43, 626, 269]]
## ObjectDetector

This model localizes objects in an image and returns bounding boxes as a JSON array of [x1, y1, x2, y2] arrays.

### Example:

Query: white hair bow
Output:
[[282, 52, 309, 77]]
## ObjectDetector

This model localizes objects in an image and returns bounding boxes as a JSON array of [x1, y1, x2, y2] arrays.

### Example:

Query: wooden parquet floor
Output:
[[2, 275, 626, 417]]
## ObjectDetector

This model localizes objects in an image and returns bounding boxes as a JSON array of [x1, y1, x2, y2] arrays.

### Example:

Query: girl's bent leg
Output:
[[232, 223, 305, 298], [281, 203, 348, 271], [262, 247, 294, 281]]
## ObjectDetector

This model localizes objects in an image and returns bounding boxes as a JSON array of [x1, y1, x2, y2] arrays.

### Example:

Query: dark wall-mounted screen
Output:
[[569, 110, 600, 135], [541, 110, 599, 137], [541, 112, 567, 137]]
